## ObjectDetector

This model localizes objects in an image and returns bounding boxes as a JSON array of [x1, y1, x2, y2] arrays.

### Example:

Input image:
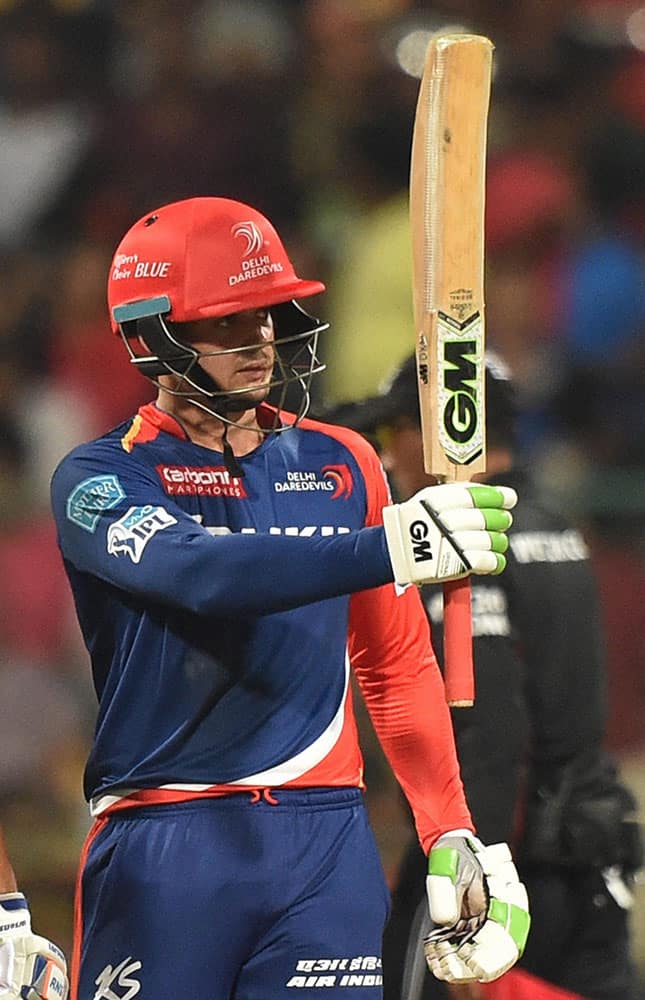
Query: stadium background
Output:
[[0, 0, 643, 983]]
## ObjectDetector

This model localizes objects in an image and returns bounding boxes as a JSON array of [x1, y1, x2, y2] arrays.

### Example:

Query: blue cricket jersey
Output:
[[51, 403, 471, 848]]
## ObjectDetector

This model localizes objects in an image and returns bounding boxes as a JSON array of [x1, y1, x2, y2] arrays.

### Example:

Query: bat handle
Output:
[[443, 578, 474, 706]]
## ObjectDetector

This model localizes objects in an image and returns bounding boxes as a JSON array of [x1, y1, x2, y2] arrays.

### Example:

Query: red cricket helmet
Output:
[[107, 197, 326, 330], [107, 197, 328, 431]]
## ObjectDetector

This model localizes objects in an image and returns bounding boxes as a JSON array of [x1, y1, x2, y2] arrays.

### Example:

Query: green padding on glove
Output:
[[468, 485, 512, 508], [509, 906, 531, 956], [492, 554, 507, 575], [488, 898, 531, 956], [483, 510, 512, 532], [488, 532, 509, 553], [428, 847, 460, 882]]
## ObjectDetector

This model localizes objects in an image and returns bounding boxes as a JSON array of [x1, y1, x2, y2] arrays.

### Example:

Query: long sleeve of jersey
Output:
[[345, 437, 473, 852], [51, 443, 394, 618]]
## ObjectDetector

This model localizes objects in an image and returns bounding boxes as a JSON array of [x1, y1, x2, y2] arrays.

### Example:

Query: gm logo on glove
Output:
[[410, 520, 434, 562]]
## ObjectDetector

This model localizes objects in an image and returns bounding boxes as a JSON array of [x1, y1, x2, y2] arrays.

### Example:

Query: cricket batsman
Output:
[[50, 198, 529, 999]]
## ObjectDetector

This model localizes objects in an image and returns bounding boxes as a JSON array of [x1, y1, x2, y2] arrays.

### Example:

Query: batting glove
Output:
[[424, 832, 530, 984], [382, 484, 517, 586], [0, 894, 68, 1000]]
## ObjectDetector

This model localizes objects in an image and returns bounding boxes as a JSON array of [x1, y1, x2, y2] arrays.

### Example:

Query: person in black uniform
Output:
[[326, 353, 643, 1000]]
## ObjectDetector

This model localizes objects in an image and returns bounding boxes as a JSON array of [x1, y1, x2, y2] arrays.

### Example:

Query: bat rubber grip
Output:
[[443, 579, 474, 706]]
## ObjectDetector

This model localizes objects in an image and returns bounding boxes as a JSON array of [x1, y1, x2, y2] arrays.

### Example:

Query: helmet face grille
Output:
[[119, 302, 328, 433]]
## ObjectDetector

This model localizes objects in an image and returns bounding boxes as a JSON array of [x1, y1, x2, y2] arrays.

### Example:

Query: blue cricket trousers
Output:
[[73, 788, 391, 999]]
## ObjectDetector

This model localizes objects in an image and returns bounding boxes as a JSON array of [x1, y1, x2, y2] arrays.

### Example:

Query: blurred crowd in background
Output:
[[0, 0, 644, 970]]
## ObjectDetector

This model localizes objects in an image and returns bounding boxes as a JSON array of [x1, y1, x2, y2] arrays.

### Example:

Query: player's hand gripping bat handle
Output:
[[443, 578, 474, 706]]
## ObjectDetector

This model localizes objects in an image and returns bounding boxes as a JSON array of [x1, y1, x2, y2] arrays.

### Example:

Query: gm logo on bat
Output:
[[410, 520, 433, 562], [438, 311, 484, 465]]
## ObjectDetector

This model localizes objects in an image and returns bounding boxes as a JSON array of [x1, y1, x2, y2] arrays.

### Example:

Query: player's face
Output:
[[181, 308, 275, 406]]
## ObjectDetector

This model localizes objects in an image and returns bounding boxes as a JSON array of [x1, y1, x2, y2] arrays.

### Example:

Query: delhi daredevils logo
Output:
[[322, 465, 353, 500], [231, 221, 264, 257]]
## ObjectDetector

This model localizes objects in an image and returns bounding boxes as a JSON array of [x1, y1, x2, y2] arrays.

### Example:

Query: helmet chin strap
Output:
[[220, 425, 245, 478], [175, 361, 261, 479]]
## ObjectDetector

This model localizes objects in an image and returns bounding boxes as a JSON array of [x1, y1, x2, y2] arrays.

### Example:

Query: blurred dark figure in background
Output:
[[323, 354, 643, 1000]]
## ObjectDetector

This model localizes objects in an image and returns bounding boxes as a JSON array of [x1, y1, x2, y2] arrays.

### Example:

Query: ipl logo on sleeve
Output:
[[107, 505, 177, 563]]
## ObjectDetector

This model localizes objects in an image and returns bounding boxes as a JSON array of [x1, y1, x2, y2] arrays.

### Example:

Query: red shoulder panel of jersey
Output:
[[297, 414, 391, 526], [121, 403, 189, 453]]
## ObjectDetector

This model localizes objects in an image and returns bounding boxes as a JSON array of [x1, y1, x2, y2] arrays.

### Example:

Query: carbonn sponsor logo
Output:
[[156, 465, 248, 498]]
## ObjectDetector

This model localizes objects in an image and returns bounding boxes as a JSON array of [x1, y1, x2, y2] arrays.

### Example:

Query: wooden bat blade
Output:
[[410, 33, 493, 707], [411, 33, 491, 479]]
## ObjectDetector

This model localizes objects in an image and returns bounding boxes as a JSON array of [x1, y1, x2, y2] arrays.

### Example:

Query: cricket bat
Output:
[[410, 33, 493, 706]]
